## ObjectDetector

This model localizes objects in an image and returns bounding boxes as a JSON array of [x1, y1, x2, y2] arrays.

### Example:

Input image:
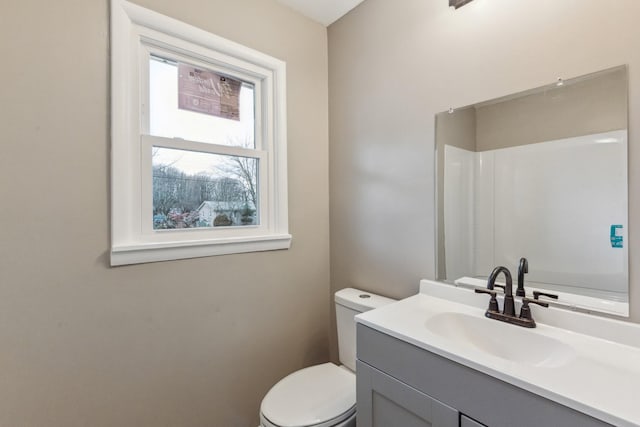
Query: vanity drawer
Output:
[[357, 324, 612, 427]]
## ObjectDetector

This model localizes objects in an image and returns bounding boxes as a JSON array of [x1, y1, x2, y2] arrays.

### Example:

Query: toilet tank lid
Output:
[[334, 288, 395, 312]]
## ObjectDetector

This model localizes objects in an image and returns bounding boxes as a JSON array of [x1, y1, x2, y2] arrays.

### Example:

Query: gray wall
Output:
[[435, 66, 627, 154], [436, 108, 477, 152], [0, 0, 329, 426], [475, 66, 627, 151], [328, 0, 640, 358]]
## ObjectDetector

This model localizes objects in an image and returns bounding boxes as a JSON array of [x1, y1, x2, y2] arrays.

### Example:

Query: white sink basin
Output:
[[424, 312, 576, 368]]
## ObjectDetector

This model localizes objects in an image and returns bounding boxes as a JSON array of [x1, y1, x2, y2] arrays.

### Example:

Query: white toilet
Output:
[[259, 288, 395, 427]]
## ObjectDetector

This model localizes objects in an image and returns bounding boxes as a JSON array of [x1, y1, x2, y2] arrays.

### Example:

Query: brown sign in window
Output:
[[178, 63, 241, 121]]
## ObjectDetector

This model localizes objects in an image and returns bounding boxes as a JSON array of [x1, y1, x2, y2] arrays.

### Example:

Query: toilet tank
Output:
[[334, 288, 395, 371]]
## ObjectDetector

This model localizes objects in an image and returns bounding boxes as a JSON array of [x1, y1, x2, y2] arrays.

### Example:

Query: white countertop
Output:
[[356, 280, 640, 427]]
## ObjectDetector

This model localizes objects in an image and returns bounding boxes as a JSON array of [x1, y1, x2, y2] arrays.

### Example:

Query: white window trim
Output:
[[110, 0, 290, 266]]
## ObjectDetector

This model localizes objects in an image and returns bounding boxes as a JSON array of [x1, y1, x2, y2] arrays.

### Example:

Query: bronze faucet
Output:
[[475, 265, 548, 328]]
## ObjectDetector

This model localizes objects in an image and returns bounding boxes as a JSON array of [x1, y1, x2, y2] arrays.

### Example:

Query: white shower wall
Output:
[[445, 130, 628, 295], [443, 145, 476, 281]]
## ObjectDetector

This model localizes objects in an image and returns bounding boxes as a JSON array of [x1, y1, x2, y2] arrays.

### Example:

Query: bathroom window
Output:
[[110, 0, 290, 266]]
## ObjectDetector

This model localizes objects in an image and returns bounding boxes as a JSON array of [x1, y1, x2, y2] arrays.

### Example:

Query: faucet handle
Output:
[[475, 288, 499, 313], [493, 284, 506, 292], [519, 297, 549, 322], [533, 291, 558, 301]]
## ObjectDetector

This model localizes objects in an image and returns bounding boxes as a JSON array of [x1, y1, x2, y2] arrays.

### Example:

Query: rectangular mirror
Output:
[[435, 65, 628, 316]]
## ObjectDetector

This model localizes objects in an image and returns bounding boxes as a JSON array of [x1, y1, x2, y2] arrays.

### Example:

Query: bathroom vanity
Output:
[[357, 327, 608, 427], [355, 281, 640, 427]]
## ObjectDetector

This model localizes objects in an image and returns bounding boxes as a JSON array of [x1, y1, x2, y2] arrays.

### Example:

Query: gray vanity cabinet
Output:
[[357, 360, 459, 427], [356, 324, 612, 427], [460, 416, 484, 427]]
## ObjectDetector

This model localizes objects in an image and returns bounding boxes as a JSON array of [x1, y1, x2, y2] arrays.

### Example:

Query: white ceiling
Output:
[[276, 0, 366, 26]]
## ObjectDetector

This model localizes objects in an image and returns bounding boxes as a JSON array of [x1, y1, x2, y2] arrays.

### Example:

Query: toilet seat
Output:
[[260, 362, 356, 427], [260, 412, 355, 427]]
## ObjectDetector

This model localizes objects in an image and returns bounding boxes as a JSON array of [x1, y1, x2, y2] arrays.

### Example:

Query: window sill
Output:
[[110, 234, 292, 266]]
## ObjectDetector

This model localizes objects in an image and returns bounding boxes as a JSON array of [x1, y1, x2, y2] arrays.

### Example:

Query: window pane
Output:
[[152, 147, 258, 229], [149, 56, 255, 148]]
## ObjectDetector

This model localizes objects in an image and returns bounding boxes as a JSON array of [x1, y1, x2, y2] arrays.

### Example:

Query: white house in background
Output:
[[196, 200, 256, 226]]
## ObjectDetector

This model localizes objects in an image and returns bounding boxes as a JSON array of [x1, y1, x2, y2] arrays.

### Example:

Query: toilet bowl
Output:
[[260, 362, 356, 427], [259, 288, 395, 427]]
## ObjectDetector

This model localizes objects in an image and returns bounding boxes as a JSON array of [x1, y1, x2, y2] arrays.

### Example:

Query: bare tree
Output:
[[216, 136, 258, 209], [229, 156, 257, 208]]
